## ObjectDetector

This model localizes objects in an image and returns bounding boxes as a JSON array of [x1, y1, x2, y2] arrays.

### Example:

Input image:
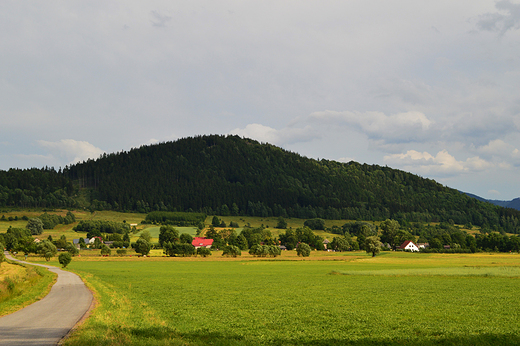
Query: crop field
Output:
[[39, 251, 520, 346]]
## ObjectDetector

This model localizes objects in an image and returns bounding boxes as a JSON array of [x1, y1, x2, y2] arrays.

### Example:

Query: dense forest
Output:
[[1, 135, 519, 233]]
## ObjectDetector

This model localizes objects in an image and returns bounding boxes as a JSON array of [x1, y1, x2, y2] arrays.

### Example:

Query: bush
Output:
[[196, 247, 212, 257], [116, 249, 127, 256], [100, 245, 111, 256], [296, 242, 311, 257], [58, 252, 72, 268], [222, 245, 241, 257], [303, 218, 325, 230]]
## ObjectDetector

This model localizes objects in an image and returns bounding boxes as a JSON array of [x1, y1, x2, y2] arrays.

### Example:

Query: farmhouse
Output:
[[399, 240, 419, 252], [192, 237, 213, 249], [323, 239, 330, 249]]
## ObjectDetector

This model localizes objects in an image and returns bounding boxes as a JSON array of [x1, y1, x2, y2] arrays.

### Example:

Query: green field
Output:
[[43, 252, 520, 346]]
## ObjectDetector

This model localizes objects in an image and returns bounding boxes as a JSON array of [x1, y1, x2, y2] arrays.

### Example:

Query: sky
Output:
[[1, 1, 520, 200]]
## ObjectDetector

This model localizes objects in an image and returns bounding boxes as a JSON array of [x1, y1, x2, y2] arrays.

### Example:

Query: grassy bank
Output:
[[52, 252, 520, 345], [0, 260, 57, 316]]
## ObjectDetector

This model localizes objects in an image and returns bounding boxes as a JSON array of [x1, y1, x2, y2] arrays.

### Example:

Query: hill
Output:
[[464, 193, 520, 211], [1, 135, 519, 233]]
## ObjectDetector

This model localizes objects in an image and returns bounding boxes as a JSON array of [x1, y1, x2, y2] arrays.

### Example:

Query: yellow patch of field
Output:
[[0, 262, 26, 281]]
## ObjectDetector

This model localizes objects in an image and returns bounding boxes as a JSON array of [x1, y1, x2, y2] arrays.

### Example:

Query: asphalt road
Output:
[[0, 252, 93, 346]]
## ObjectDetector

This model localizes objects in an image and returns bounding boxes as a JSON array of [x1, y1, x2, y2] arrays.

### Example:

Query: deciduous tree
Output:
[[59, 252, 72, 268], [365, 236, 381, 257]]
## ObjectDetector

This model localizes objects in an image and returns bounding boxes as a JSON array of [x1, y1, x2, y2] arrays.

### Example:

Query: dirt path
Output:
[[0, 252, 93, 346]]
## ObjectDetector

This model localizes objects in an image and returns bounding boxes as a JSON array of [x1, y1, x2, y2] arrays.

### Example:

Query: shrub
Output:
[[296, 243, 311, 257], [100, 245, 111, 256], [59, 252, 72, 268], [222, 245, 241, 257], [196, 247, 212, 257]]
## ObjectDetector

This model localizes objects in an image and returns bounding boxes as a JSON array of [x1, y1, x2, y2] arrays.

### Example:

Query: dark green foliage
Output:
[[158, 226, 179, 247], [0, 242, 4, 266], [212, 216, 220, 227], [38, 213, 64, 229], [365, 236, 381, 257], [73, 220, 130, 236], [196, 247, 212, 257], [330, 237, 350, 251], [222, 245, 241, 257], [276, 216, 287, 229], [248, 244, 281, 257], [163, 242, 196, 257], [179, 233, 193, 244], [100, 245, 111, 256], [116, 249, 127, 256], [0, 167, 75, 208], [145, 211, 205, 226], [279, 227, 324, 250], [26, 218, 44, 235], [303, 218, 325, 230], [296, 242, 311, 257], [58, 252, 72, 268], [134, 238, 151, 256], [66, 243, 79, 256], [239, 227, 273, 248], [38, 240, 57, 261]]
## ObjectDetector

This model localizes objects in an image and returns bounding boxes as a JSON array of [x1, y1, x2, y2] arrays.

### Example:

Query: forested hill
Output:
[[1, 135, 519, 232], [61, 135, 517, 231]]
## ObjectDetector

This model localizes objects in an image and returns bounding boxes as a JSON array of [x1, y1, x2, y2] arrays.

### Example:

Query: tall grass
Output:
[[0, 261, 57, 316]]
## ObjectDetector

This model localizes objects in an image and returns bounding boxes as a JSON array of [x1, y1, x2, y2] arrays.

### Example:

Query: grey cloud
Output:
[[151, 10, 172, 28], [477, 0, 520, 34]]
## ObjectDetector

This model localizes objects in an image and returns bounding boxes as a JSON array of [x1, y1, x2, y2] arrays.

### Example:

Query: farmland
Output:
[[35, 251, 520, 345]]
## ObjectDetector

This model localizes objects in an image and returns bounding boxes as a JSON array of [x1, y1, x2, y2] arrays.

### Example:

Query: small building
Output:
[[322, 239, 330, 249], [417, 243, 429, 249], [192, 237, 213, 249], [399, 240, 419, 252]]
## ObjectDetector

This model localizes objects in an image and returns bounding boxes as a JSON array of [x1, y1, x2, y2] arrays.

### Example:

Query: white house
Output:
[[399, 240, 419, 252]]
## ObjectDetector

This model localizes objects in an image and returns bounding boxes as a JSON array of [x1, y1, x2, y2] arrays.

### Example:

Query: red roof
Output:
[[192, 237, 214, 247], [399, 240, 416, 249]]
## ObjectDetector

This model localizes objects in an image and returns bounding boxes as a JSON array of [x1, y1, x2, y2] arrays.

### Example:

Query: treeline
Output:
[[0, 168, 76, 208], [73, 220, 131, 237], [144, 211, 206, 226], [62, 135, 520, 232]]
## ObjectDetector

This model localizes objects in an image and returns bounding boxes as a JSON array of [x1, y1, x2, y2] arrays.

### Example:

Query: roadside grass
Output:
[[0, 260, 57, 316], [54, 252, 520, 345]]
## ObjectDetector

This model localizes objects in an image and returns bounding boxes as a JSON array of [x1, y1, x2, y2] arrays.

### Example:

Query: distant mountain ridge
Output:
[[464, 192, 520, 211]]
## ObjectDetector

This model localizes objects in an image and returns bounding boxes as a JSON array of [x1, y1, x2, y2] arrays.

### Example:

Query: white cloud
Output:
[[37, 139, 105, 165], [228, 123, 319, 146], [384, 149, 493, 177], [308, 110, 433, 144]]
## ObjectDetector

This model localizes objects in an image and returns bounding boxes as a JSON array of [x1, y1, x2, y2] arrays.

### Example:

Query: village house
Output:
[[322, 239, 330, 249], [192, 237, 213, 249], [399, 240, 419, 252]]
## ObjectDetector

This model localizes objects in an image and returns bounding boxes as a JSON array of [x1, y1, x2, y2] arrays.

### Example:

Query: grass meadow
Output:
[[24, 251, 518, 346]]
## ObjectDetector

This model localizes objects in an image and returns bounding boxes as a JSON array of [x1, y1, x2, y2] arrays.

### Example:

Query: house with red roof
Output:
[[192, 237, 214, 249], [399, 240, 419, 252]]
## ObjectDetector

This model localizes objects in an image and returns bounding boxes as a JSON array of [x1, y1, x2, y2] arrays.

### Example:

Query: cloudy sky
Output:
[[2, 1, 520, 200]]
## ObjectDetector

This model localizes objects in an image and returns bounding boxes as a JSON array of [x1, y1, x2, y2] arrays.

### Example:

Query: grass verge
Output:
[[0, 260, 57, 316]]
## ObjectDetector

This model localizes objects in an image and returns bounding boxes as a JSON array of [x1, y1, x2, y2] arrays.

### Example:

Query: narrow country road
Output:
[[0, 252, 93, 346]]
